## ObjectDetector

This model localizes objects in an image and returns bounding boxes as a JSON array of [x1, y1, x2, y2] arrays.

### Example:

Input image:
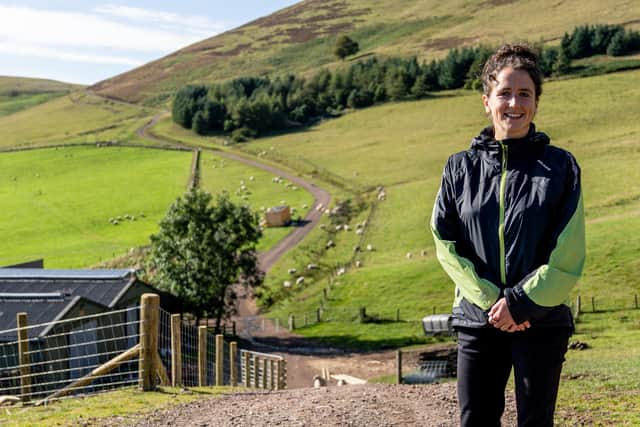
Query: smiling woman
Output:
[[431, 43, 585, 427]]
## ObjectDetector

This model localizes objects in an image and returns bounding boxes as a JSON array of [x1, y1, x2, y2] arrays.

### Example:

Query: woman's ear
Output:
[[482, 94, 491, 114]]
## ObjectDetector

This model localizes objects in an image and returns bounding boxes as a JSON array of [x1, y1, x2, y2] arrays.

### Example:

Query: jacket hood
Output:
[[471, 123, 550, 151]]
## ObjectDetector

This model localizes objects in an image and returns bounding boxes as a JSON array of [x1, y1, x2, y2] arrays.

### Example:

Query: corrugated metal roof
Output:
[[0, 297, 79, 339], [0, 269, 134, 280]]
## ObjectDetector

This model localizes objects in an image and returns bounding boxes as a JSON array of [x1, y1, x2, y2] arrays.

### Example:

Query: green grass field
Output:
[[0, 146, 192, 268], [0, 92, 153, 149], [199, 151, 314, 252], [222, 68, 640, 349]]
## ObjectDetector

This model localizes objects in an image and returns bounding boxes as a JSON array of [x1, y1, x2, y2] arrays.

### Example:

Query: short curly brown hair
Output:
[[481, 44, 543, 100]]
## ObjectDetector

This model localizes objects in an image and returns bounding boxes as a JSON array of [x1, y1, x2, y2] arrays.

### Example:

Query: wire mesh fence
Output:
[[0, 294, 287, 405], [0, 306, 140, 403]]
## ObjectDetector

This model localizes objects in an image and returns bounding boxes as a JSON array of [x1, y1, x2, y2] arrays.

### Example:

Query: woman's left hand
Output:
[[488, 298, 530, 332]]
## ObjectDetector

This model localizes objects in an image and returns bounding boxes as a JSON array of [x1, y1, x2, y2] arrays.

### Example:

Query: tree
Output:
[[334, 35, 359, 60], [149, 190, 262, 330]]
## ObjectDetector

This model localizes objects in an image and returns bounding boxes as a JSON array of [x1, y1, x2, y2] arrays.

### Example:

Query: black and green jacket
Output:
[[431, 124, 585, 329]]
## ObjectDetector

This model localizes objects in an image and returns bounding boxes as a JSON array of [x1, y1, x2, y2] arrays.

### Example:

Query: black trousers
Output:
[[456, 326, 571, 427]]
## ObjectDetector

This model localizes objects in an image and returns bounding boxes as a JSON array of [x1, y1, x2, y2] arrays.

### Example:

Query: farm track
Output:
[[137, 114, 347, 388]]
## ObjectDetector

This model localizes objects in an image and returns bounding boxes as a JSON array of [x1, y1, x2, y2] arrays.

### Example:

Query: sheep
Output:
[[343, 225, 350, 231], [355, 260, 362, 268], [421, 249, 427, 256], [316, 203, 324, 211], [335, 225, 343, 231], [288, 268, 297, 275], [336, 267, 346, 276], [356, 229, 364, 235], [249, 176, 255, 181], [366, 244, 374, 251], [296, 276, 305, 286], [307, 263, 319, 270], [326, 240, 335, 249], [353, 245, 361, 253], [283, 281, 291, 288], [303, 204, 308, 209], [406, 252, 413, 259]]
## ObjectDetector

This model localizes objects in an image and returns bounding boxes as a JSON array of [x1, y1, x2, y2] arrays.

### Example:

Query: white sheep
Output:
[[356, 229, 364, 235], [283, 281, 291, 288], [366, 244, 374, 251], [355, 260, 362, 268], [307, 264, 319, 270], [288, 268, 297, 275], [421, 249, 427, 256], [296, 276, 305, 286], [326, 240, 335, 249], [406, 252, 413, 259]]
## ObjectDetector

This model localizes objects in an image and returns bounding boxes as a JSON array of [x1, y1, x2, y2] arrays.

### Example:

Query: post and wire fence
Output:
[[0, 293, 287, 405]]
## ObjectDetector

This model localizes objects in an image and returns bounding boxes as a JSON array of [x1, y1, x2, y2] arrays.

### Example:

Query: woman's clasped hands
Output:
[[487, 297, 531, 332]]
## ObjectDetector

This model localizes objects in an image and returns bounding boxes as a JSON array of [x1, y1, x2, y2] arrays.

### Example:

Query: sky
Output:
[[0, 1, 300, 85]]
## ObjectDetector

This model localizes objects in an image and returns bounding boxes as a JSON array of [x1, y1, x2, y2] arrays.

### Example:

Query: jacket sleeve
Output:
[[506, 153, 585, 323], [431, 157, 501, 311]]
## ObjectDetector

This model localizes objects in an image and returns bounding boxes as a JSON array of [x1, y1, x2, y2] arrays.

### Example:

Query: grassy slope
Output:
[[0, 76, 85, 118], [199, 150, 314, 252], [0, 92, 153, 149], [0, 146, 192, 268], [231, 69, 640, 342], [90, 0, 640, 104]]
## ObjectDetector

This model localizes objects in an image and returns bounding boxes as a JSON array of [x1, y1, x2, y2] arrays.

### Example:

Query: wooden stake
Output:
[[17, 312, 30, 402], [229, 342, 237, 387], [139, 294, 159, 391], [215, 334, 224, 386], [198, 326, 207, 386], [171, 314, 182, 387]]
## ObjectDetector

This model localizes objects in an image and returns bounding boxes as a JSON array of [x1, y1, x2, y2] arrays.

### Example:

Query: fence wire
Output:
[[0, 306, 140, 402]]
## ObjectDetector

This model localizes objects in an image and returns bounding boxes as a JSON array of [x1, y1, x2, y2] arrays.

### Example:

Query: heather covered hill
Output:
[[90, 0, 640, 104]]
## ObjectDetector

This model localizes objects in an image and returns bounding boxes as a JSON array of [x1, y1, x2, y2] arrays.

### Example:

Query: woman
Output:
[[431, 44, 585, 426]]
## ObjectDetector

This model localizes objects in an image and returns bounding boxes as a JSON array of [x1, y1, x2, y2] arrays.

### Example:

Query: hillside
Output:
[[0, 76, 84, 117], [90, 0, 640, 104], [0, 76, 82, 95]]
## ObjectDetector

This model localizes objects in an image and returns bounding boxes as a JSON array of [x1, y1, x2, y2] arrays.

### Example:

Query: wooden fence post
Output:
[[270, 359, 275, 390], [139, 294, 160, 391], [215, 334, 224, 386], [171, 314, 182, 387], [253, 356, 260, 388], [232, 321, 236, 337], [359, 307, 367, 323], [288, 315, 295, 331], [316, 308, 321, 323], [198, 326, 207, 386], [262, 358, 268, 389], [17, 312, 31, 402], [396, 350, 403, 385], [229, 342, 237, 387], [274, 359, 281, 391], [591, 296, 596, 312], [244, 351, 250, 387], [635, 294, 638, 309], [576, 295, 582, 316]]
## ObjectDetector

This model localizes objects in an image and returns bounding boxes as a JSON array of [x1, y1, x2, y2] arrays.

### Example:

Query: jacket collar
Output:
[[470, 124, 550, 158]]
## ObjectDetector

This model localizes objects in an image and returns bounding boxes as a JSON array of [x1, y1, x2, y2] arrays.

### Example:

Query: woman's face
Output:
[[482, 67, 537, 140]]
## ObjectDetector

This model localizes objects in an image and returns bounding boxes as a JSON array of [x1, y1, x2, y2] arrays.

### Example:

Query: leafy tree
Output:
[[191, 110, 208, 135], [334, 35, 360, 60], [553, 48, 572, 76], [149, 190, 262, 330], [539, 46, 559, 77]]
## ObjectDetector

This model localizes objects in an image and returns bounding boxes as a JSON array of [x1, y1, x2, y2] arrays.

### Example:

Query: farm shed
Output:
[[264, 205, 291, 227], [0, 269, 181, 397]]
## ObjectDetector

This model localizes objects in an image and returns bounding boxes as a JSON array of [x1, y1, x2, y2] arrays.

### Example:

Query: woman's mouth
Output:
[[504, 112, 524, 119]]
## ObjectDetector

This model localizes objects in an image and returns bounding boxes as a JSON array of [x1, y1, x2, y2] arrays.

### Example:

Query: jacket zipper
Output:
[[498, 142, 508, 286]]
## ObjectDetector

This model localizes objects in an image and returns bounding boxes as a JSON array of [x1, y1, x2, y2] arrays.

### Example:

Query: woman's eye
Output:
[[519, 92, 531, 98]]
